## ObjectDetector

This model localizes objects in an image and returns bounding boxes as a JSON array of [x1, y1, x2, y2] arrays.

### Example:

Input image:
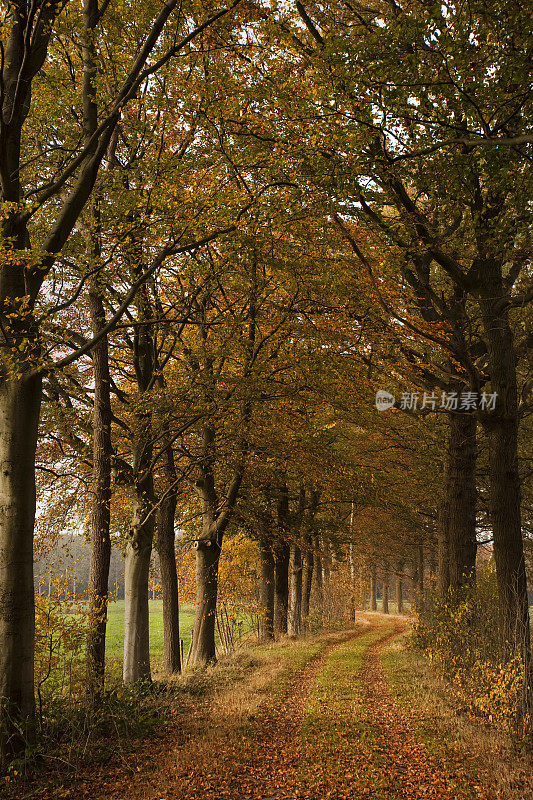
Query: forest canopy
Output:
[[0, 0, 531, 780]]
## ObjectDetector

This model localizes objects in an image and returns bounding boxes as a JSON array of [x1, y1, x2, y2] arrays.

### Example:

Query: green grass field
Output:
[[105, 600, 196, 676]]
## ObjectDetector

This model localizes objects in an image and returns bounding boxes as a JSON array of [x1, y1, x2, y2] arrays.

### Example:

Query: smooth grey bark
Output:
[[86, 288, 112, 694], [288, 543, 302, 636], [123, 279, 155, 685], [190, 540, 220, 665], [123, 483, 154, 683], [189, 498, 240, 667]]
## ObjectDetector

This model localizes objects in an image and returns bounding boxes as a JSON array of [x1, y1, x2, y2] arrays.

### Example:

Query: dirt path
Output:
[[163, 619, 459, 800], [133, 619, 461, 800], [153, 628, 370, 800], [12, 619, 489, 800], [359, 623, 455, 799], [36, 628, 369, 800]]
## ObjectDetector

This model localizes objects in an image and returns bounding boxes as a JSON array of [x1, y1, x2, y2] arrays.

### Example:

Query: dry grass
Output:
[[4, 627, 370, 800], [161, 626, 372, 776], [382, 629, 533, 800]]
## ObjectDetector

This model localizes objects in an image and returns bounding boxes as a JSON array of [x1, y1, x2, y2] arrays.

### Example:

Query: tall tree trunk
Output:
[[274, 540, 290, 636], [123, 477, 154, 684], [370, 562, 377, 611], [321, 545, 330, 587], [321, 537, 330, 620], [314, 542, 323, 613], [300, 490, 318, 629], [84, 0, 112, 697], [0, 374, 40, 762], [189, 481, 221, 668], [86, 289, 112, 696], [189, 423, 246, 666], [382, 563, 390, 614], [0, 0, 234, 760], [190, 415, 246, 667], [189, 540, 220, 665], [437, 494, 450, 598], [288, 544, 302, 636], [157, 441, 180, 674], [486, 415, 530, 646], [258, 529, 275, 640], [395, 561, 404, 614], [479, 290, 530, 656], [123, 271, 156, 684], [123, 285, 154, 683], [447, 412, 477, 591], [349, 542, 357, 620], [301, 537, 314, 627], [274, 482, 290, 636]]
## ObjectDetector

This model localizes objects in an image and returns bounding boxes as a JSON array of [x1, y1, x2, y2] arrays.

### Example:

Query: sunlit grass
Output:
[[105, 600, 195, 677]]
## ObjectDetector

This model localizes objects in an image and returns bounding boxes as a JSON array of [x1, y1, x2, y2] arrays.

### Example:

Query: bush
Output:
[[35, 594, 87, 716], [3, 596, 180, 779], [412, 565, 530, 741]]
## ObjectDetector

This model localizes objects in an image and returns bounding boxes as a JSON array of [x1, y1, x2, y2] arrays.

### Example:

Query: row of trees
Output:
[[0, 0, 531, 766]]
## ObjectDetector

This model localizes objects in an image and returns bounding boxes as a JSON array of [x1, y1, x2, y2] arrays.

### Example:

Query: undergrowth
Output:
[[412, 566, 531, 746]]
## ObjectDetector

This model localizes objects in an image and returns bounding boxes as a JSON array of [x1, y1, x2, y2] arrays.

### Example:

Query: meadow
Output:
[[105, 600, 196, 677], [104, 601, 256, 677]]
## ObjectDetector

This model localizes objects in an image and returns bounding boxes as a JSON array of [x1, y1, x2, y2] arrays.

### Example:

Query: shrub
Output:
[[413, 565, 531, 741], [34, 594, 87, 716]]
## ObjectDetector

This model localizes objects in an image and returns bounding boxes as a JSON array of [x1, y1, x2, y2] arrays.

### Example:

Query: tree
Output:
[[267, 0, 531, 661], [86, 276, 113, 695], [0, 0, 242, 757]]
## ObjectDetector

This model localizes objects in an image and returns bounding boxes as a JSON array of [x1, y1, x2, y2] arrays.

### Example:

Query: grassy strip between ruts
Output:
[[297, 622, 397, 799], [381, 631, 533, 800], [169, 627, 372, 782], [154, 624, 377, 800]]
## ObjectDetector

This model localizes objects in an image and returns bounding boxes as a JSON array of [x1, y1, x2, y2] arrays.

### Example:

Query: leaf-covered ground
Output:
[[10, 615, 533, 800]]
